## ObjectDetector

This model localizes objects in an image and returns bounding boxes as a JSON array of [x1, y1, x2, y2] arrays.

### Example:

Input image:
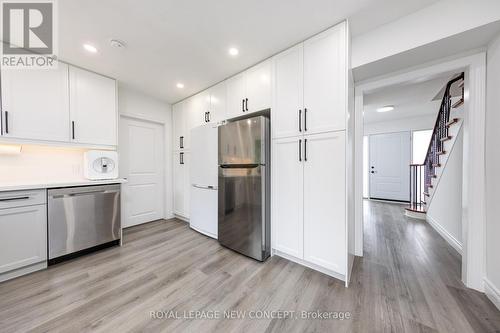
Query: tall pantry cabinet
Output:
[[271, 22, 351, 281]]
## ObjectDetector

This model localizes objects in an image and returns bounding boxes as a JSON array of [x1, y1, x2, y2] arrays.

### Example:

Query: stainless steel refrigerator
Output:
[[218, 115, 270, 261]]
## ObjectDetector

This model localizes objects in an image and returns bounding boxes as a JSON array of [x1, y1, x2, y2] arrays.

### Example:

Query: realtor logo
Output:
[[1, 0, 57, 68]]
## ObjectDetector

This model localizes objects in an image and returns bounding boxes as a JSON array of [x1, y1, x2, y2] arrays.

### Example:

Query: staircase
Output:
[[405, 73, 464, 218]]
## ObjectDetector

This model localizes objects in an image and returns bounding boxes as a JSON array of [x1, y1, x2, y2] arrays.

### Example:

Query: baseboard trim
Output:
[[174, 214, 189, 223], [426, 215, 462, 255], [0, 261, 47, 283], [273, 249, 346, 283], [484, 278, 500, 311]]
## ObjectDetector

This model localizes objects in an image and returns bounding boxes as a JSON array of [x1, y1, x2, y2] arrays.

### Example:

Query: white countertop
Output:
[[0, 178, 127, 192]]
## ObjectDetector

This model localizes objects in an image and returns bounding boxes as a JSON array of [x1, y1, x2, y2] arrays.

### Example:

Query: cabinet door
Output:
[[184, 93, 208, 149], [0, 205, 47, 274], [303, 131, 346, 274], [303, 23, 346, 134], [173, 152, 185, 217], [183, 152, 191, 218], [245, 60, 272, 113], [273, 45, 303, 139], [173, 102, 185, 151], [69, 66, 117, 146], [225, 73, 246, 119], [208, 82, 226, 123], [272, 137, 304, 259], [1, 63, 70, 142]]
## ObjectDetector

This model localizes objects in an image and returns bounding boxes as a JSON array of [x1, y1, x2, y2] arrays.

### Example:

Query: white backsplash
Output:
[[0, 144, 88, 184]]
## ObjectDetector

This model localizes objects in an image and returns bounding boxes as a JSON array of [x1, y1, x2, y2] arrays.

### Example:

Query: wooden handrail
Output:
[[423, 73, 464, 165]]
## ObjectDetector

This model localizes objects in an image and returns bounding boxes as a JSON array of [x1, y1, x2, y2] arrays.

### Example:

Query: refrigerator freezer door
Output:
[[191, 124, 218, 187], [218, 116, 269, 165], [218, 164, 268, 261], [190, 186, 218, 239]]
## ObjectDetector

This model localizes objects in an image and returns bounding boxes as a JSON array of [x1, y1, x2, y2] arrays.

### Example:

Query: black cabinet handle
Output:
[[180, 152, 184, 165], [299, 139, 302, 162], [207, 111, 210, 122], [304, 108, 307, 132], [299, 110, 302, 132], [180, 136, 184, 149], [5, 111, 9, 134], [242, 99, 245, 112], [245, 98, 249, 112], [71, 121, 75, 139], [304, 139, 307, 161]]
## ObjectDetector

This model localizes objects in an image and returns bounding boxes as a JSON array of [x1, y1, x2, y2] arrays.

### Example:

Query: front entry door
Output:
[[369, 131, 411, 202]]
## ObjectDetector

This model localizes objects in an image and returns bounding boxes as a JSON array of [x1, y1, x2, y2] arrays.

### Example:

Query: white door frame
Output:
[[119, 113, 171, 222], [354, 52, 487, 291]]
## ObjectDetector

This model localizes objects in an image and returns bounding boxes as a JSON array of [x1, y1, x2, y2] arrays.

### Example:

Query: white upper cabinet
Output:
[[303, 23, 346, 134], [172, 101, 186, 151], [183, 92, 208, 149], [69, 66, 117, 146], [1, 63, 70, 142], [226, 73, 246, 119], [225, 59, 272, 119], [207, 81, 226, 123], [303, 131, 346, 274], [272, 45, 304, 139], [245, 60, 272, 113]]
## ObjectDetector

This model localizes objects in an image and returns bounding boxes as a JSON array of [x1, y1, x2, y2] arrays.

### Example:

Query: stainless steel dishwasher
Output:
[[48, 184, 121, 264]]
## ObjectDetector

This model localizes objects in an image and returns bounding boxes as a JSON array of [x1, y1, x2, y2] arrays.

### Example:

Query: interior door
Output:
[[369, 131, 411, 202], [1, 63, 70, 142], [303, 131, 346, 274], [273, 44, 303, 139], [303, 23, 346, 134], [272, 137, 304, 259], [119, 117, 164, 227], [69, 66, 117, 146], [225, 73, 246, 119], [245, 60, 272, 113]]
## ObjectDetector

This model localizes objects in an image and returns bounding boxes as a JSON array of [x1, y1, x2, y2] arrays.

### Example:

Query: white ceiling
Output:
[[363, 75, 457, 124], [58, 0, 439, 103]]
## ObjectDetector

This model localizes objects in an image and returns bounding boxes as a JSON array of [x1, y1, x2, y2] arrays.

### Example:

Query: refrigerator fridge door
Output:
[[191, 124, 218, 187], [218, 164, 269, 261], [218, 116, 269, 165], [190, 186, 218, 239]]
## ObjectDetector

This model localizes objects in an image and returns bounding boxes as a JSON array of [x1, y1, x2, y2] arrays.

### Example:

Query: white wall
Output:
[[485, 34, 500, 308], [364, 114, 434, 136], [117, 84, 173, 219], [426, 129, 463, 253], [352, 0, 500, 68]]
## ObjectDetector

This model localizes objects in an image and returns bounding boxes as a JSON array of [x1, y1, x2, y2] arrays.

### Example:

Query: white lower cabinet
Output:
[[273, 131, 346, 277], [173, 151, 190, 219], [272, 137, 304, 258], [303, 131, 346, 273], [0, 190, 47, 282]]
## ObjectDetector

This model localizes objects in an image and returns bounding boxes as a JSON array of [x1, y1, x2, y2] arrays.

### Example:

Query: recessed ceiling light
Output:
[[377, 105, 395, 113], [228, 47, 239, 56], [83, 43, 98, 53], [176, 83, 184, 89]]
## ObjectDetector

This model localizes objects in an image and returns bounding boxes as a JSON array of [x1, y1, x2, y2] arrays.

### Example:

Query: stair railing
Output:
[[408, 73, 464, 212]]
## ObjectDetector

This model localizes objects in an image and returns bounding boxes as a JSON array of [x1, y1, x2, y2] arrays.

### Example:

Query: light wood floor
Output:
[[1, 201, 499, 332]]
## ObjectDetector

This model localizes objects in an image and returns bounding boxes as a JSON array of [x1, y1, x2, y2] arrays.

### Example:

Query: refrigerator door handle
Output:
[[220, 163, 259, 169]]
